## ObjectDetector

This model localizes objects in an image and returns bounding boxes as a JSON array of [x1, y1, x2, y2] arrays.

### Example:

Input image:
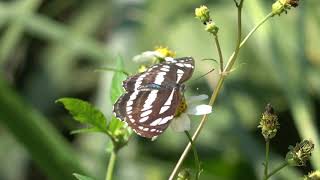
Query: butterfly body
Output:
[[113, 57, 195, 138]]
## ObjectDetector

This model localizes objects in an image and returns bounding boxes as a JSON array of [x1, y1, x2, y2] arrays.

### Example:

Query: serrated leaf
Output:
[[70, 127, 102, 135], [111, 56, 127, 103], [56, 98, 107, 132], [108, 116, 125, 134], [73, 173, 95, 180]]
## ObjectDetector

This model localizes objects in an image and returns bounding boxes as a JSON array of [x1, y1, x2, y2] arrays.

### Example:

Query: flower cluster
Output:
[[258, 104, 280, 140], [272, 0, 300, 16], [304, 170, 320, 180], [133, 46, 175, 64], [133, 46, 176, 72], [195, 5, 219, 35], [285, 139, 314, 166]]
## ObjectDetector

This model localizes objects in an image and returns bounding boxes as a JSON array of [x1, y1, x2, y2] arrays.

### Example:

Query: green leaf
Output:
[[108, 116, 125, 134], [56, 98, 107, 132], [73, 173, 95, 180], [111, 56, 127, 103], [70, 127, 102, 135]]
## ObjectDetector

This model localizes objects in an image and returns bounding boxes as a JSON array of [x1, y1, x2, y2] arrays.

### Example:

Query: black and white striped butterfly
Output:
[[113, 57, 195, 138]]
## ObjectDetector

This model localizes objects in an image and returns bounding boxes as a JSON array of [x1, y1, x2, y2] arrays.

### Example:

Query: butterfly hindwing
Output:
[[113, 89, 181, 138]]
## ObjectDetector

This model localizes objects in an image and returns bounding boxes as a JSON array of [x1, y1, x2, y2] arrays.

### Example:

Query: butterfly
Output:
[[113, 57, 195, 138]]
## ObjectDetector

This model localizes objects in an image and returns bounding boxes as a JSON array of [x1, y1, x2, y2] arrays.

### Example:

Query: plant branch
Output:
[[169, 1, 275, 179], [224, 0, 244, 72], [106, 150, 117, 180], [224, 12, 273, 71], [240, 12, 273, 48], [266, 162, 288, 179], [264, 140, 270, 180], [184, 131, 201, 180], [169, 76, 225, 180], [213, 35, 224, 72]]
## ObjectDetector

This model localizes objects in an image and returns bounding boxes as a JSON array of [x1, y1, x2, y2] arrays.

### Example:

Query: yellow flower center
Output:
[[155, 46, 176, 58], [175, 97, 187, 117]]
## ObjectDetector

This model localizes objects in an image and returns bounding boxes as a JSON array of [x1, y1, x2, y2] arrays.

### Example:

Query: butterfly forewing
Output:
[[113, 57, 195, 138], [165, 57, 195, 84], [123, 57, 194, 91]]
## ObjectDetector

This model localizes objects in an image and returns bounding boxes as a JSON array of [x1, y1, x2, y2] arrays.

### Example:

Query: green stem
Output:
[[239, 12, 273, 48], [213, 35, 224, 72], [184, 131, 201, 180], [169, 75, 225, 180], [106, 150, 117, 180], [169, 1, 278, 179], [224, 0, 244, 72], [224, 12, 273, 72], [0, 0, 41, 65], [266, 162, 288, 179], [264, 140, 270, 180]]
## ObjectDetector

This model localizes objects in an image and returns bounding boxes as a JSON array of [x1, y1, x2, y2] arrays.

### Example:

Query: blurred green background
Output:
[[0, 0, 319, 179]]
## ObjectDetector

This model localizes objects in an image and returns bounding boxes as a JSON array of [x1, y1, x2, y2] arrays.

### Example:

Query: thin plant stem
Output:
[[224, 0, 244, 72], [169, 76, 225, 180], [266, 162, 289, 179], [224, 12, 273, 71], [184, 131, 201, 180], [239, 12, 273, 48], [106, 150, 117, 180], [264, 140, 270, 180], [168, 1, 283, 179], [214, 35, 224, 72]]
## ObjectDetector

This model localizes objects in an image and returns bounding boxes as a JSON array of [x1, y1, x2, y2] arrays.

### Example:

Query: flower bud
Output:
[[304, 170, 320, 180], [258, 104, 280, 140], [195, 5, 210, 24], [205, 21, 219, 35], [285, 139, 314, 166], [177, 169, 191, 180], [272, 0, 299, 16]]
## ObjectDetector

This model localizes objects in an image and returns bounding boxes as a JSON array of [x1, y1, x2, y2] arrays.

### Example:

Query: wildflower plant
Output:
[[56, 56, 132, 180], [258, 104, 315, 180], [54, 0, 316, 179]]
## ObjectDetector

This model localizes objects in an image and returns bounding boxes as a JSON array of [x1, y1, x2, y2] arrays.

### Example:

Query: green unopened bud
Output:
[[258, 104, 279, 140], [272, 0, 299, 16], [195, 5, 210, 24], [304, 170, 320, 180], [285, 139, 314, 166], [177, 169, 191, 180], [205, 21, 219, 35]]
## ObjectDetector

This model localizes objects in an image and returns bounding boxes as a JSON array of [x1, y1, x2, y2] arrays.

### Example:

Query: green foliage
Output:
[[108, 56, 131, 138], [110, 56, 127, 103], [56, 56, 132, 151], [56, 98, 108, 133], [73, 173, 96, 180]]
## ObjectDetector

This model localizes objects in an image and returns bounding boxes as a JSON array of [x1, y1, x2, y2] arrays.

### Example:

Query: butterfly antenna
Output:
[[194, 68, 215, 81]]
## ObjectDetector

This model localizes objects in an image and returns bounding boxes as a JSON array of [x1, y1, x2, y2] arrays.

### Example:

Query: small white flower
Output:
[[133, 51, 164, 63], [170, 94, 212, 132], [133, 47, 176, 63]]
